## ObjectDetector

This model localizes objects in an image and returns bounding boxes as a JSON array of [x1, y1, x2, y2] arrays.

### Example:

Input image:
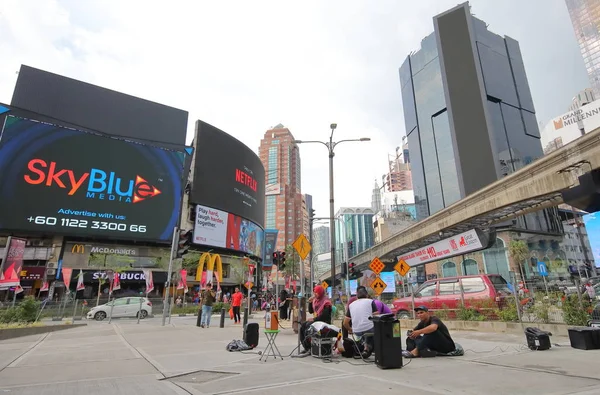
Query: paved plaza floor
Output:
[[1, 315, 599, 394]]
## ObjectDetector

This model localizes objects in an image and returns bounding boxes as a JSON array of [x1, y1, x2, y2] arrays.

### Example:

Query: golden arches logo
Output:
[[71, 244, 85, 254], [195, 253, 223, 284]]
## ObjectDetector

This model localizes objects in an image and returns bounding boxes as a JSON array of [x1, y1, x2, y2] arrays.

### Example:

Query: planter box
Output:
[[0, 323, 87, 341]]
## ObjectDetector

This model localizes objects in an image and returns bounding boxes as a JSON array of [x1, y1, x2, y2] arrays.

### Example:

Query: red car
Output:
[[392, 274, 513, 319]]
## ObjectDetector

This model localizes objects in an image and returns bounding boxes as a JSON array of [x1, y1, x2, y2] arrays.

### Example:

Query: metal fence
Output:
[[385, 276, 599, 326]]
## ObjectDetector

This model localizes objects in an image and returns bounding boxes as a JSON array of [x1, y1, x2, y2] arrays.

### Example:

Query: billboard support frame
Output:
[[162, 226, 178, 327]]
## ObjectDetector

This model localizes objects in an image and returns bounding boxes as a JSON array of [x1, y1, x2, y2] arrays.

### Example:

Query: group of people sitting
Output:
[[299, 284, 458, 359]]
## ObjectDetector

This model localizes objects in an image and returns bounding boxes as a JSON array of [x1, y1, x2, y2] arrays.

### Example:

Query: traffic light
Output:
[[348, 262, 362, 280], [272, 251, 279, 265], [341, 261, 347, 276], [348, 240, 354, 251], [279, 251, 286, 270], [176, 229, 192, 258]]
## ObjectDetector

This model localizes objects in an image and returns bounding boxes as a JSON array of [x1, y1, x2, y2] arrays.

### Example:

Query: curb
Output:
[[0, 323, 87, 341]]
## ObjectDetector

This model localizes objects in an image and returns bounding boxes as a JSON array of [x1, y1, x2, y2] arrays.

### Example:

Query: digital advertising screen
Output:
[[0, 115, 186, 242], [193, 204, 264, 259], [190, 121, 265, 228]]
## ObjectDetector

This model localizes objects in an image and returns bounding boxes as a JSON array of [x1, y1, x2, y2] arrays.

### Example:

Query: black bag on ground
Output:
[[341, 337, 363, 358], [226, 339, 251, 352]]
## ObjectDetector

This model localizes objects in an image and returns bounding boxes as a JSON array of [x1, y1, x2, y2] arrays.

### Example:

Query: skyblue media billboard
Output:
[[0, 115, 186, 242]]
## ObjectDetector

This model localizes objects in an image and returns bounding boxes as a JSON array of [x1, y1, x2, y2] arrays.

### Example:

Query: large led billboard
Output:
[[0, 115, 186, 242], [190, 121, 265, 228], [193, 204, 264, 259]]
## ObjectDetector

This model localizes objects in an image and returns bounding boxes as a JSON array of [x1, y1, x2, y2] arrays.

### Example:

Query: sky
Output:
[[0, 0, 590, 221], [583, 213, 600, 267]]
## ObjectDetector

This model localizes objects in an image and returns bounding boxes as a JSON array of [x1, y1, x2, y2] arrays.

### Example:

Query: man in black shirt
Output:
[[402, 305, 455, 358]]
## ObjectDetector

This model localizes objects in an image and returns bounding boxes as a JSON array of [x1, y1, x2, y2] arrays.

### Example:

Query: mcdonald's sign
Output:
[[71, 244, 85, 254], [195, 253, 223, 285]]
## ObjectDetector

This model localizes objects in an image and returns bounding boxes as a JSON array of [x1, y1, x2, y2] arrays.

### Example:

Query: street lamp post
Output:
[[293, 124, 370, 297]]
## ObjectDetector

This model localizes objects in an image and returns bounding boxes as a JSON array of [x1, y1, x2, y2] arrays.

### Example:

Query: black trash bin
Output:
[[371, 313, 403, 369]]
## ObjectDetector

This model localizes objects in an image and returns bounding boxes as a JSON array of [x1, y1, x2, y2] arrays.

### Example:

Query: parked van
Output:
[[392, 274, 513, 318]]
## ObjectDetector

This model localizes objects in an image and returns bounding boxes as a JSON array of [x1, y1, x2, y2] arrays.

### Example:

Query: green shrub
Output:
[[531, 300, 551, 324], [457, 305, 485, 321], [212, 302, 231, 313], [0, 297, 40, 324], [172, 305, 199, 315], [435, 304, 450, 320], [494, 298, 519, 322], [561, 295, 592, 326]]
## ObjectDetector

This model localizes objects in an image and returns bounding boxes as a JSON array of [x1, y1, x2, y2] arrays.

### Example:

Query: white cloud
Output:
[[0, 0, 589, 220]]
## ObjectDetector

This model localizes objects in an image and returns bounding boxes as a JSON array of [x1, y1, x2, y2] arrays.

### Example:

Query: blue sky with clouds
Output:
[[0, 0, 590, 217], [583, 213, 600, 267]]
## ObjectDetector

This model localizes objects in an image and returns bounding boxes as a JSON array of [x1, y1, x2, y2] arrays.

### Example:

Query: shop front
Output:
[[64, 269, 168, 301], [62, 241, 171, 271]]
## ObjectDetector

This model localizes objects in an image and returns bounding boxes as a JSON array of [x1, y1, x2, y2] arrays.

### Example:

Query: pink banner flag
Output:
[[177, 269, 188, 292], [143, 269, 154, 294], [40, 281, 49, 292], [62, 268, 73, 290]]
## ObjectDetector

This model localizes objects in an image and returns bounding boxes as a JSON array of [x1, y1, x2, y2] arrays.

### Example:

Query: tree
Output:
[[508, 240, 529, 281], [230, 258, 247, 288], [283, 244, 300, 280]]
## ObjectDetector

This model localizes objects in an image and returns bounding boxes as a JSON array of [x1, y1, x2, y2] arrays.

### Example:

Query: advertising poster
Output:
[[193, 204, 264, 258], [379, 272, 397, 293], [193, 205, 228, 247], [262, 229, 279, 267], [0, 237, 27, 288], [0, 115, 186, 242]]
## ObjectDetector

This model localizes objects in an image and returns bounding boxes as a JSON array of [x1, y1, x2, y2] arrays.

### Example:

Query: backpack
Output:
[[226, 339, 251, 352]]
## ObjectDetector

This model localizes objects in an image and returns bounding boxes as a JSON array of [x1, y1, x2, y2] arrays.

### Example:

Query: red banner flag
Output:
[[40, 281, 49, 292], [62, 268, 73, 290], [112, 273, 121, 292], [0, 237, 27, 288]]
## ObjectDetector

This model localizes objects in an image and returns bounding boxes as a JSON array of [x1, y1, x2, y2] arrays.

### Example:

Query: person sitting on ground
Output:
[[299, 285, 333, 353], [343, 287, 378, 354], [402, 306, 456, 358]]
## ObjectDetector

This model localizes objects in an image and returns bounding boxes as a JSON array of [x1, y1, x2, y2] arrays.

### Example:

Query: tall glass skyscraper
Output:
[[334, 207, 375, 265], [566, 0, 600, 97], [399, 2, 562, 234]]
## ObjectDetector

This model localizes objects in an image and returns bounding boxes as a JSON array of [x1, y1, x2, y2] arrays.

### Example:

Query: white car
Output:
[[87, 297, 152, 321]]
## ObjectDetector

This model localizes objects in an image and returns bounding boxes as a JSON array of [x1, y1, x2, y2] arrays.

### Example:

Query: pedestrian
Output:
[[200, 283, 216, 328], [231, 287, 243, 324]]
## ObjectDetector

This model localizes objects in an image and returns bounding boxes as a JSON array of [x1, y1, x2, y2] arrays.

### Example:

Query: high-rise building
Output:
[[371, 180, 382, 214], [386, 145, 413, 192], [313, 226, 330, 256], [334, 207, 375, 265], [259, 124, 303, 252], [541, 98, 600, 154], [566, 0, 600, 97], [399, 2, 561, 235], [569, 88, 596, 112]]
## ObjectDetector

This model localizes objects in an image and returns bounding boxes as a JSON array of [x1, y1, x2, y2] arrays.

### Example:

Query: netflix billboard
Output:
[[190, 120, 265, 228]]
